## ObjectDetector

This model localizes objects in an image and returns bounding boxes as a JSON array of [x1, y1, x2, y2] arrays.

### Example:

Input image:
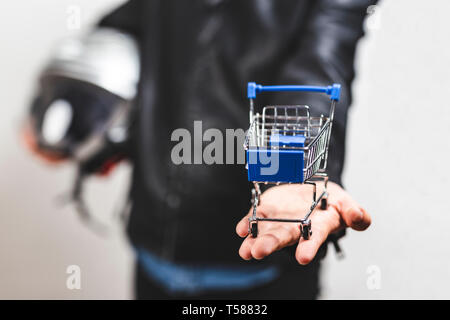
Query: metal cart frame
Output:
[[244, 82, 341, 239]]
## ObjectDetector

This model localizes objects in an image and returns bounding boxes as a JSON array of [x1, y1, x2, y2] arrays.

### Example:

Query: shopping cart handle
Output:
[[247, 82, 341, 101]]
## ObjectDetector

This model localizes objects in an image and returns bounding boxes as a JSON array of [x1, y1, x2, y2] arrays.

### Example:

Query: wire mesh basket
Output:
[[244, 105, 331, 183]]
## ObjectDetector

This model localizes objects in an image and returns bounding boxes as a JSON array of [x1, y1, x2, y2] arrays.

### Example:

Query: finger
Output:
[[296, 208, 341, 265], [251, 224, 299, 260], [21, 126, 66, 163], [296, 225, 329, 265], [340, 206, 371, 231], [332, 191, 371, 231], [238, 236, 256, 260], [236, 208, 253, 238]]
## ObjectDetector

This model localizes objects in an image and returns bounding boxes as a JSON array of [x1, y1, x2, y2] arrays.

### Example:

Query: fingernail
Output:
[[354, 208, 364, 223]]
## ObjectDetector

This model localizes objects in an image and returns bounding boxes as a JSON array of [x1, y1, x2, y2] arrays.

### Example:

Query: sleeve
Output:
[[275, 0, 378, 186], [97, 0, 144, 40]]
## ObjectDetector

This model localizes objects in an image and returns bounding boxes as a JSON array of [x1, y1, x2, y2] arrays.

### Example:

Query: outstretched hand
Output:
[[236, 182, 371, 265]]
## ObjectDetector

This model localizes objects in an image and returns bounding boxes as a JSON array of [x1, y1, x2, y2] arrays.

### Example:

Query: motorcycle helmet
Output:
[[26, 27, 140, 233]]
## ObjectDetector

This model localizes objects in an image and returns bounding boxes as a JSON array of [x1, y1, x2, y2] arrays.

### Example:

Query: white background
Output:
[[0, 0, 448, 299]]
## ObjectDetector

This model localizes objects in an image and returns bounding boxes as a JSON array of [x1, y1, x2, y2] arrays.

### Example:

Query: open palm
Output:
[[236, 182, 371, 265]]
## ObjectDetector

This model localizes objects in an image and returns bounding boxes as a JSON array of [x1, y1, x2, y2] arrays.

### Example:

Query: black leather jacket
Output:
[[99, 0, 376, 275]]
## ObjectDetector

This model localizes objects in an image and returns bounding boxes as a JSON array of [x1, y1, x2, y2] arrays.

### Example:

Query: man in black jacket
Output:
[[27, 0, 374, 299]]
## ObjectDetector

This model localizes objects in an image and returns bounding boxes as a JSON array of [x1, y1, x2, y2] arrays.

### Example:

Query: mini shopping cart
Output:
[[244, 82, 341, 240]]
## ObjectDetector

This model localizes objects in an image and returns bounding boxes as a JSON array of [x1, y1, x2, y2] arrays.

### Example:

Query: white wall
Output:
[[321, 0, 450, 299], [0, 0, 449, 299]]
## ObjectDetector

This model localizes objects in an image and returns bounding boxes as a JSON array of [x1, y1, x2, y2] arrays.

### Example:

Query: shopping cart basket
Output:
[[244, 82, 341, 239]]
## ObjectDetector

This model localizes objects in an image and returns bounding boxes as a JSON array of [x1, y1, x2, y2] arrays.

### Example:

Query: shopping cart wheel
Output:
[[250, 222, 258, 238], [320, 198, 328, 210], [301, 221, 312, 240]]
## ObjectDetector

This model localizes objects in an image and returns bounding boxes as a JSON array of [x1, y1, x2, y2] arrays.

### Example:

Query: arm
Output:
[[276, 0, 378, 185]]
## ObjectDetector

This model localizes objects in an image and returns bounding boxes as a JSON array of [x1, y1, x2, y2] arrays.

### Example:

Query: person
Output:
[[24, 0, 375, 299]]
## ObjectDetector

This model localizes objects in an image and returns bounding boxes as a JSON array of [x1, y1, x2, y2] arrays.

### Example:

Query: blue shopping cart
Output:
[[244, 82, 341, 239]]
